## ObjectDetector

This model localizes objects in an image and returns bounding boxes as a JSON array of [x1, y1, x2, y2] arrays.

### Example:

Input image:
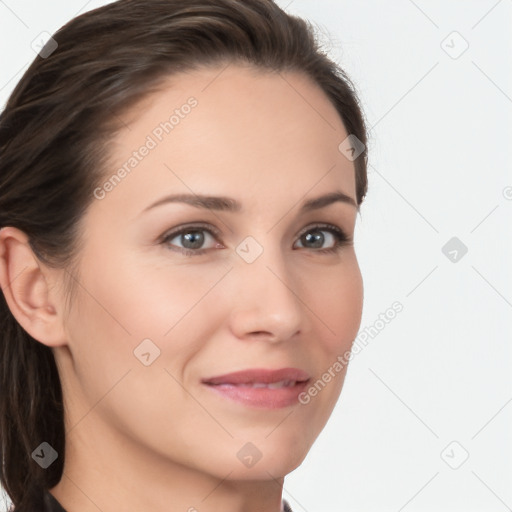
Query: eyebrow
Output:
[[140, 190, 357, 215]]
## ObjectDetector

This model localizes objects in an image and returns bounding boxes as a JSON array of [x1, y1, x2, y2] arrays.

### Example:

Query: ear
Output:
[[0, 226, 67, 347]]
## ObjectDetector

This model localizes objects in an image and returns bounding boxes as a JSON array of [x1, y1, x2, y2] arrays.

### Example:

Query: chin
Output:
[[190, 433, 311, 481], [221, 455, 307, 481], [237, 436, 310, 479]]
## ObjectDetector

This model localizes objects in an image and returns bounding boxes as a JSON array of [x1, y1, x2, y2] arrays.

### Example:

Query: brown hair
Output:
[[0, 0, 368, 509]]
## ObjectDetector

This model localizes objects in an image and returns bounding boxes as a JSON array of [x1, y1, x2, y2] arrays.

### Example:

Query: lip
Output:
[[201, 367, 311, 409], [202, 367, 311, 385]]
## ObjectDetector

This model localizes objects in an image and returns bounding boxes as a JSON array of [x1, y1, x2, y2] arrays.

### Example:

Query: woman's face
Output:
[[55, 64, 363, 481]]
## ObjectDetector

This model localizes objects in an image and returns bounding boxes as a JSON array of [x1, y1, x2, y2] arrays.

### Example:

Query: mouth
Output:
[[201, 367, 311, 409], [208, 379, 302, 389]]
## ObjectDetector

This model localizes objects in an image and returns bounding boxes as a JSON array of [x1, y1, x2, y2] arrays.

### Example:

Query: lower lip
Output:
[[203, 381, 309, 409]]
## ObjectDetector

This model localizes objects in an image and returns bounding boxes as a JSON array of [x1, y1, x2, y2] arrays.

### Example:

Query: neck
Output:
[[50, 411, 285, 512]]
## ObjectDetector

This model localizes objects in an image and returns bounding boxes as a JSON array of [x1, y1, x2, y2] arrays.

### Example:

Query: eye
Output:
[[160, 222, 221, 256], [160, 222, 352, 256], [294, 223, 352, 253]]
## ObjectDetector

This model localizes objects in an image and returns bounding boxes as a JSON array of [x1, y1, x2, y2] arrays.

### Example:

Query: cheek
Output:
[[307, 253, 364, 353], [66, 255, 228, 377], [335, 267, 363, 343], [85, 243, 209, 324], [67, 244, 362, 371]]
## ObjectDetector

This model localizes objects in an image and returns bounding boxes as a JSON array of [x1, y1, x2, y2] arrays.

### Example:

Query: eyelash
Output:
[[159, 222, 352, 257]]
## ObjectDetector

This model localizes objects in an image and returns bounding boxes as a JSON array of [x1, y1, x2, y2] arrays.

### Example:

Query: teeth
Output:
[[267, 381, 287, 389], [244, 380, 296, 389], [210, 380, 299, 388]]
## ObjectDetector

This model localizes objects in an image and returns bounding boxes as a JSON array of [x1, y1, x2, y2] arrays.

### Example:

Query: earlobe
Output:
[[0, 227, 67, 347]]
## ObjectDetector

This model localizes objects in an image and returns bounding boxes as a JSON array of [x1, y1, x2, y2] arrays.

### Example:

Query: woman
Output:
[[0, 1, 368, 511]]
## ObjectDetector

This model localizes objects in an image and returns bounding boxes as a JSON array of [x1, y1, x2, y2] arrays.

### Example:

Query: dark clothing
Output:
[[282, 499, 294, 512], [44, 492, 66, 512], [23, 491, 294, 512]]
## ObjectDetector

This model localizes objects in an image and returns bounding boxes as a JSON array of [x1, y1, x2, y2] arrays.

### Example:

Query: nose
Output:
[[228, 247, 304, 344]]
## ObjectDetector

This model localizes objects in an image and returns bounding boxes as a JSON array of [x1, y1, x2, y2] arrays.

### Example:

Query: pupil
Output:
[[183, 231, 204, 249], [179, 230, 325, 251], [304, 230, 324, 248]]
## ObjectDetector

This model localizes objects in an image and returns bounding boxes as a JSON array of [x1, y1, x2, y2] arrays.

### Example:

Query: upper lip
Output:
[[202, 367, 311, 385]]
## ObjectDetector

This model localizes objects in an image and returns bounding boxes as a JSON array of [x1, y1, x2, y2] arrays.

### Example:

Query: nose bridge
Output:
[[230, 235, 303, 340]]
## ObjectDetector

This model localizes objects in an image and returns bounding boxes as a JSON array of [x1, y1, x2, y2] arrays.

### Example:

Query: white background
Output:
[[1, 1, 511, 511]]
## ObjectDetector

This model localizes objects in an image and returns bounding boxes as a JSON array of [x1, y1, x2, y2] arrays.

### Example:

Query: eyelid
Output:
[[296, 222, 352, 242], [158, 222, 221, 243], [159, 221, 352, 254]]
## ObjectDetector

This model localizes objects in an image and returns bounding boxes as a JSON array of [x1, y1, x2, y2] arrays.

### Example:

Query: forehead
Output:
[[97, 64, 356, 219]]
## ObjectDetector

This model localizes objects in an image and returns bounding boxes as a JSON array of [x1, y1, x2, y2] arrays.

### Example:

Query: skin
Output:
[[0, 64, 363, 512]]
